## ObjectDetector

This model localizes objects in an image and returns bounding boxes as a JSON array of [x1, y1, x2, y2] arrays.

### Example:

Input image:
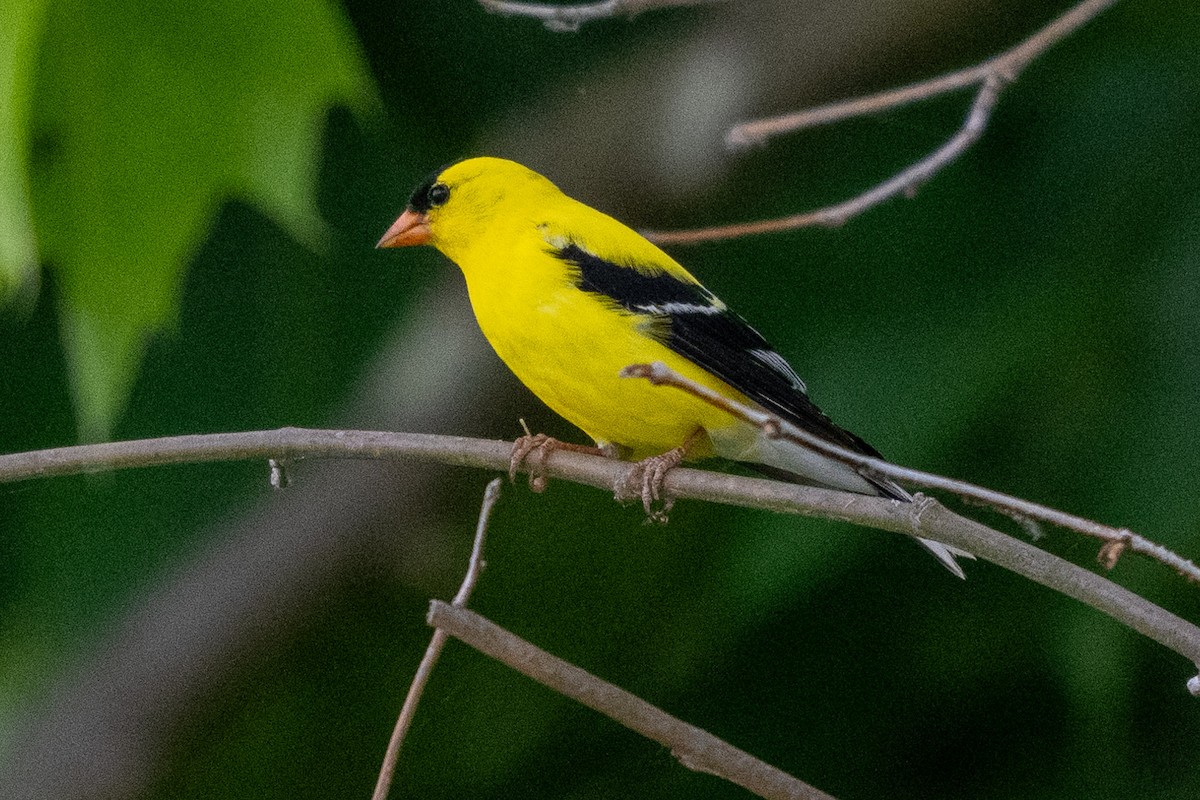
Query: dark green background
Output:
[[3, 1, 1200, 798]]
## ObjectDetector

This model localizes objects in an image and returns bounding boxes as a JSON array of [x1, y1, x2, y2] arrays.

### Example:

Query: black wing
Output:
[[554, 241, 884, 459]]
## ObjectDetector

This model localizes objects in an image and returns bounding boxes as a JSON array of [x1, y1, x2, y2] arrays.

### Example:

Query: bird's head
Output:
[[376, 157, 561, 260]]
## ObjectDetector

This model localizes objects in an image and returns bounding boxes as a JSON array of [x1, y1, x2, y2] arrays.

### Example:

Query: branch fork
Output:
[[643, 0, 1122, 244]]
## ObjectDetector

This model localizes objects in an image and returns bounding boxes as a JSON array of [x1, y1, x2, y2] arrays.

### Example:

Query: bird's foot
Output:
[[509, 431, 609, 492], [616, 446, 686, 523]]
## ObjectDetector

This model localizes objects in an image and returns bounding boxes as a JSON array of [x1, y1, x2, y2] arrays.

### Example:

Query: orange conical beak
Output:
[[376, 209, 431, 248]]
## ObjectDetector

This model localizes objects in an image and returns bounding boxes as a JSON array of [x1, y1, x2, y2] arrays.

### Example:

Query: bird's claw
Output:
[[616, 446, 685, 523], [509, 433, 557, 492], [510, 433, 609, 492]]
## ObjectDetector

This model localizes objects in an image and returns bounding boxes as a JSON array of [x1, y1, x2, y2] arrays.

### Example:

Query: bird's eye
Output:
[[408, 177, 452, 213], [428, 182, 450, 207]]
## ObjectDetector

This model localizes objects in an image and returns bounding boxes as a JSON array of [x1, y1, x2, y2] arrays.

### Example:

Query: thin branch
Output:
[[728, 67, 991, 146], [2, 428, 1199, 688], [453, 480, 501, 605], [0, 428, 507, 483], [645, 0, 1121, 245], [477, 0, 726, 32], [620, 361, 1200, 584], [429, 602, 836, 800], [372, 479, 502, 800]]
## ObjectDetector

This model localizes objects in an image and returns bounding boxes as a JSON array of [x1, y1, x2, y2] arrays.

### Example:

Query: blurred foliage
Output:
[[8, 0, 373, 440], [3, 0, 1200, 799], [0, 0, 45, 297]]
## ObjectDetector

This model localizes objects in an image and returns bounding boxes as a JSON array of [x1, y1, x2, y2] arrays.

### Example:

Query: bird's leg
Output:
[[510, 422, 612, 492], [618, 429, 703, 523]]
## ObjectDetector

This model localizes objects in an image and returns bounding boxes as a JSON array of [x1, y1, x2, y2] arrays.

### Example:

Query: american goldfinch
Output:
[[378, 157, 969, 577]]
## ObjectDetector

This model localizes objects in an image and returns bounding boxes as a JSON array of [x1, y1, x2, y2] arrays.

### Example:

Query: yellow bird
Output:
[[378, 157, 969, 577]]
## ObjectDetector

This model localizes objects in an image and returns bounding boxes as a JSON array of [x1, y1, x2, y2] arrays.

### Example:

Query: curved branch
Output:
[[645, 0, 1121, 244], [2, 427, 1199, 689]]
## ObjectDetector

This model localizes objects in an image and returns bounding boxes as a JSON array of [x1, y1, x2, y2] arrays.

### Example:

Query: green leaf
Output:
[[29, 0, 374, 439], [0, 0, 46, 299]]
